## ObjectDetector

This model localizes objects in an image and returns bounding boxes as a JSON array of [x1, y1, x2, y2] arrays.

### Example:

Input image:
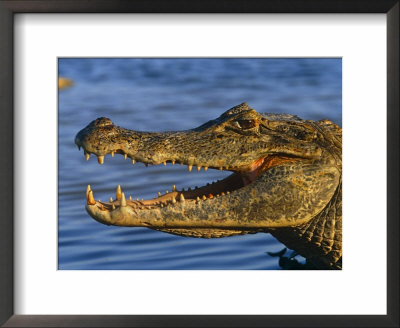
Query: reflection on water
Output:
[[58, 58, 341, 270]]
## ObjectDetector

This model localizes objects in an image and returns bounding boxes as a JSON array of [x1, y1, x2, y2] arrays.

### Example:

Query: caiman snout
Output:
[[75, 117, 121, 164], [75, 117, 115, 147]]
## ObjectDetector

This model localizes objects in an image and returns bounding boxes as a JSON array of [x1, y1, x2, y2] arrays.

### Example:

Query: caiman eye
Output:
[[235, 119, 258, 130]]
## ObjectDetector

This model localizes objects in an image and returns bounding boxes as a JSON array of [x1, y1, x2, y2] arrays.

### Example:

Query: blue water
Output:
[[58, 58, 342, 270]]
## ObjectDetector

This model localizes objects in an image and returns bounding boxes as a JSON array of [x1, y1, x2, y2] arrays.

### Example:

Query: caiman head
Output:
[[75, 103, 341, 237]]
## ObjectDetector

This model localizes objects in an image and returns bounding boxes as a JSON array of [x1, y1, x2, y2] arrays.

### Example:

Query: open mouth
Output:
[[80, 149, 298, 213]]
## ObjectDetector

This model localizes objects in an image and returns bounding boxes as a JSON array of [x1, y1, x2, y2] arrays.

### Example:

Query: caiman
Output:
[[75, 103, 342, 269]]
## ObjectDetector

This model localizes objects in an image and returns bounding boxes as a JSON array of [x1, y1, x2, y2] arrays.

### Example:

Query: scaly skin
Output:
[[75, 103, 342, 269]]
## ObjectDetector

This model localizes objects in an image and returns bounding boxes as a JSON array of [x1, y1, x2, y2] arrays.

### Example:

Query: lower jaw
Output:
[[133, 171, 245, 206], [88, 170, 246, 212]]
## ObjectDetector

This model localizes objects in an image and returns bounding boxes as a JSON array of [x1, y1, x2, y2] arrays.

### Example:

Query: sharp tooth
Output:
[[208, 194, 213, 199], [86, 185, 91, 198], [180, 194, 185, 202], [87, 190, 96, 205], [124, 153, 128, 160], [120, 193, 126, 207], [172, 196, 176, 204], [188, 165, 193, 172], [202, 195, 206, 200], [165, 190, 169, 194], [116, 185, 122, 200], [172, 160, 175, 165], [161, 203, 164, 208], [219, 167, 223, 170], [226, 191, 230, 194], [129, 196, 132, 201], [111, 151, 115, 157], [97, 155, 104, 164], [197, 166, 201, 171], [158, 192, 161, 197], [85, 153, 90, 161], [137, 198, 139, 201], [112, 203, 116, 210], [196, 196, 200, 202], [132, 159, 135, 165], [163, 161, 166, 166], [204, 166, 208, 171], [172, 185, 176, 191], [221, 192, 225, 196], [109, 197, 113, 202]]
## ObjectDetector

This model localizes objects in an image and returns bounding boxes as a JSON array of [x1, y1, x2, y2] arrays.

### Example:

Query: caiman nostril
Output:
[[92, 117, 113, 127]]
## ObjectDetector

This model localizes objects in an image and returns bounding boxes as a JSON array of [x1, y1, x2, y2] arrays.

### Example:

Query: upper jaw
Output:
[[75, 124, 251, 171], [75, 118, 322, 172]]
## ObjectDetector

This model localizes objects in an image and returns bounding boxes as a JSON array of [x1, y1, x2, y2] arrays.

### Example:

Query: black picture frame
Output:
[[0, 1, 398, 327]]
